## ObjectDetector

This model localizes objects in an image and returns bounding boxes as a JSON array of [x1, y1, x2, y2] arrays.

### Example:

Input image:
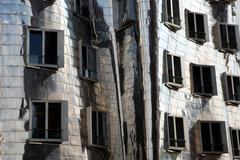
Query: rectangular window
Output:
[[167, 116, 186, 150], [28, 29, 64, 68], [164, 51, 183, 88], [74, 0, 89, 18], [222, 73, 240, 104], [191, 64, 217, 96], [79, 41, 98, 80], [30, 100, 68, 142], [200, 121, 227, 153], [186, 11, 208, 43], [164, 0, 181, 30], [92, 111, 107, 146], [231, 129, 240, 158], [86, 107, 108, 147], [219, 24, 239, 52]]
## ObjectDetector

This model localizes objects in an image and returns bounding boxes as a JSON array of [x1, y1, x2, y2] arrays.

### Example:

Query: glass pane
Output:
[[232, 130, 239, 156], [176, 117, 185, 147], [173, 0, 180, 25], [167, 55, 173, 83], [196, 14, 205, 39], [227, 76, 234, 100], [82, 46, 88, 76], [233, 77, 240, 101], [201, 123, 211, 151], [173, 56, 182, 84], [192, 66, 202, 93], [166, 0, 172, 23], [92, 111, 97, 144], [29, 30, 42, 64], [48, 103, 61, 139], [32, 102, 45, 139], [211, 123, 223, 151], [98, 112, 107, 146], [89, 49, 97, 79], [45, 32, 57, 65], [228, 26, 237, 49], [220, 25, 228, 49], [76, 0, 80, 13], [202, 67, 212, 94], [188, 13, 195, 38], [168, 116, 175, 147]]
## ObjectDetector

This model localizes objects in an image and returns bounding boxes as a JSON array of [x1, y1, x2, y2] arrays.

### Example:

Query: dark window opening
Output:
[[165, 53, 183, 87], [191, 65, 217, 96], [225, 75, 240, 102], [29, 30, 59, 67], [81, 46, 97, 80], [167, 116, 186, 149], [32, 102, 62, 140], [92, 111, 107, 146], [200, 122, 226, 153], [165, 0, 181, 26], [231, 129, 240, 157], [220, 24, 238, 51], [187, 12, 207, 41], [75, 0, 89, 18]]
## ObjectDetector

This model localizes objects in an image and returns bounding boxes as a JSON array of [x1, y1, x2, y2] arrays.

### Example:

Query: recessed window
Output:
[[74, 0, 89, 18], [163, 0, 181, 30], [167, 116, 186, 151], [230, 128, 240, 158], [164, 51, 183, 88], [87, 107, 108, 147], [186, 11, 209, 43], [222, 73, 240, 104], [191, 64, 217, 96], [219, 24, 239, 52], [28, 29, 64, 68], [30, 100, 68, 142], [200, 121, 228, 153], [79, 41, 98, 80]]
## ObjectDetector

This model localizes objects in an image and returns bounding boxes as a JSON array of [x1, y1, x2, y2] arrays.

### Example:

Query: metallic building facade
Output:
[[0, 0, 240, 160]]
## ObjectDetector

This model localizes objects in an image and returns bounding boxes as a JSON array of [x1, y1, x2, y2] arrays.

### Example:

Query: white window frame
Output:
[[185, 11, 209, 43], [86, 107, 108, 148], [222, 73, 240, 104], [27, 28, 64, 69], [164, 0, 181, 30], [29, 100, 68, 142], [199, 121, 228, 154], [230, 128, 240, 158], [218, 23, 239, 52], [164, 50, 184, 89], [190, 64, 217, 97], [166, 115, 188, 151], [78, 40, 98, 82]]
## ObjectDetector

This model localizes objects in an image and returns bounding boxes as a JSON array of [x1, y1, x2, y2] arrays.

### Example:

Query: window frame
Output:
[[190, 63, 217, 97], [29, 100, 68, 143], [199, 121, 228, 154], [218, 23, 239, 53], [222, 73, 240, 104], [163, 0, 181, 30], [230, 128, 240, 158], [26, 28, 64, 69], [166, 115, 187, 151], [86, 107, 109, 148], [185, 10, 209, 43], [164, 50, 184, 89], [78, 40, 98, 82]]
